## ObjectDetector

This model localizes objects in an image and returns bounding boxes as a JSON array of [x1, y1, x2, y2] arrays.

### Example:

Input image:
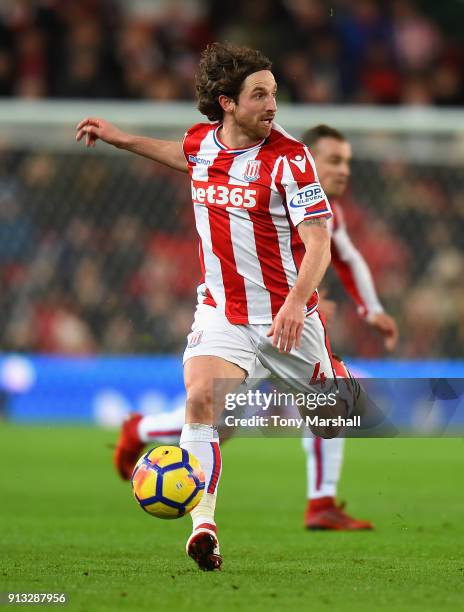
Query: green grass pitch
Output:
[[1, 424, 463, 611]]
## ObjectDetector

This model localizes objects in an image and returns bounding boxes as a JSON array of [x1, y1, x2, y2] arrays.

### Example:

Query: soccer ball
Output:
[[131, 446, 205, 519]]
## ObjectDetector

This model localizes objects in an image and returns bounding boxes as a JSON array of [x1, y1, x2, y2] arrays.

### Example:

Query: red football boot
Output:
[[186, 523, 222, 571], [113, 413, 145, 480], [304, 497, 373, 531]]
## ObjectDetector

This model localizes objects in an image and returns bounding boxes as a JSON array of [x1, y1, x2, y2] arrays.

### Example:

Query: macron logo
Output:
[[189, 155, 211, 166], [290, 155, 306, 173]]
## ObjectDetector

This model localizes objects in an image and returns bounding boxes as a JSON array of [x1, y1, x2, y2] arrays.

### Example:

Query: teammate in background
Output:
[[301, 125, 398, 530], [110, 125, 398, 532], [77, 42, 366, 571]]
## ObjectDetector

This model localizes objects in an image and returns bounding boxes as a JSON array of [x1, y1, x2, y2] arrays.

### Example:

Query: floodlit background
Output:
[[1, 4, 464, 611], [0, 0, 462, 423]]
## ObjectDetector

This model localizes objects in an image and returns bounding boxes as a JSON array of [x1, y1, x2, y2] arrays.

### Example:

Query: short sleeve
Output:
[[182, 122, 219, 168], [182, 125, 201, 163], [279, 145, 332, 227]]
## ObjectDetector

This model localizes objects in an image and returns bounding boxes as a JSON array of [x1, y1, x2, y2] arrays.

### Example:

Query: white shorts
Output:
[[183, 304, 335, 394]]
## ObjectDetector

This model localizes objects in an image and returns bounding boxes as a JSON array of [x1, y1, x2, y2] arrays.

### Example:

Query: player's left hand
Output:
[[267, 295, 305, 353], [366, 312, 399, 352]]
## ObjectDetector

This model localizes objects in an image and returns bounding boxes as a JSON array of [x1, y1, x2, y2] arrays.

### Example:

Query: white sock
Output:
[[180, 423, 221, 530], [137, 406, 185, 444], [302, 434, 345, 499]]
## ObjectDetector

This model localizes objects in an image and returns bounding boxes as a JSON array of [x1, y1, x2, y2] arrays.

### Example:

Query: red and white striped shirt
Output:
[[329, 203, 384, 318], [183, 122, 332, 325]]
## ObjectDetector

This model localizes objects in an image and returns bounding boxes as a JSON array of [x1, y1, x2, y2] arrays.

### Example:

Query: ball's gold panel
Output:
[[146, 445, 184, 469], [132, 464, 157, 500], [184, 489, 204, 514], [162, 466, 198, 505], [143, 500, 180, 519]]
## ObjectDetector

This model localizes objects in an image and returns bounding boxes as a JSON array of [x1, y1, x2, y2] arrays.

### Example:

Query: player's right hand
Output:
[[75, 117, 126, 148], [267, 294, 305, 353]]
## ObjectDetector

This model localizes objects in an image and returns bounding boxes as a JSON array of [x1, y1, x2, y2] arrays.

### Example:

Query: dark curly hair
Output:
[[195, 42, 272, 122]]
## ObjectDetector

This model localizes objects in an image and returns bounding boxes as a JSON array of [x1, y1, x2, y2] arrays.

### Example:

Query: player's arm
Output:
[[75, 117, 188, 173], [268, 218, 331, 353], [331, 221, 398, 351]]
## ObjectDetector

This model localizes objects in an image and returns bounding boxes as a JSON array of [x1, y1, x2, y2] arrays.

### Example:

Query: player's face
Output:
[[233, 70, 277, 140], [312, 138, 352, 198]]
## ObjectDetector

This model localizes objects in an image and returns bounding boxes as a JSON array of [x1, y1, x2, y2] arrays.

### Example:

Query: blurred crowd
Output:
[[0, 0, 463, 359], [324, 156, 464, 358], [0, 149, 198, 355], [0, 0, 463, 105], [0, 144, 463, 358]]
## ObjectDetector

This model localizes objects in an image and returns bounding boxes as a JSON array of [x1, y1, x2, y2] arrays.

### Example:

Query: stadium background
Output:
[[1, 2, 464, 611], [0, 0, 462, 423]]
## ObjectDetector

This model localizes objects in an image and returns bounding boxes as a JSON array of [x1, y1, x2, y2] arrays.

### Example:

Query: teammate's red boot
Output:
[[113, 413, 145, 480], [186, 523, 222, 571], [304, 497, 373, 531]]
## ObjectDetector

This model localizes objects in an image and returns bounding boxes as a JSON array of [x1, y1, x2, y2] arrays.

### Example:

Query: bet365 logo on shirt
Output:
[[192, 182, 257, 209]]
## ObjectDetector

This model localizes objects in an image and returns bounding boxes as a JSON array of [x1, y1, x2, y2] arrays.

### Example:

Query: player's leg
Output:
[[256, 309, 355, 439], [301, 432, 373, 530], [114, 302, 252, 485], [182, 355, 246, 571], [302, 434, 344, 506], [181, 304, 255, 571], [113, 362, 254, 480], [302, 352, 374, 530], [137, 406, 184, 445], [114, 407, 184, 480], [293, 312, 368, 438]]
